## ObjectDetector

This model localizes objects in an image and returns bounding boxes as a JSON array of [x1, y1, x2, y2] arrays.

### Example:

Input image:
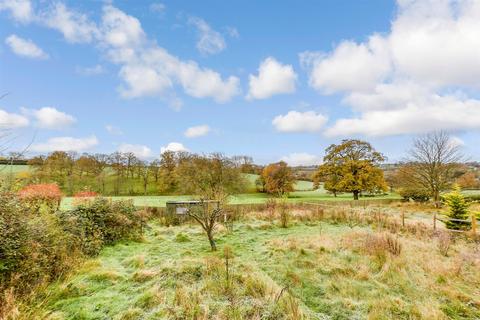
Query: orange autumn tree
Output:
[[260, 161, 295, 197]]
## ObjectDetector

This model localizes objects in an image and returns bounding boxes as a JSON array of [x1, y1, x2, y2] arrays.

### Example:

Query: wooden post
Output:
[[401, 211, 405, 227], [471, 213, 477, 236], [433, 212, 437, 231]]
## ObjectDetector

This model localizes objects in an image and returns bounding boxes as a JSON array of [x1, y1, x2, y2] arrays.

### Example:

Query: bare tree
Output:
[[176, 153, 247, 250], [404, 131, 463, 207]]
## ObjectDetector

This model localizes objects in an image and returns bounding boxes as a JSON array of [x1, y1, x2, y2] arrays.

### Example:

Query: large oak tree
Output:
[[315, 139, 387, 200]]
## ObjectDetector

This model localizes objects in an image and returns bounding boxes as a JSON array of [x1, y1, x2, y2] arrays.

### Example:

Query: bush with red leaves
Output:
[[18, 183, 62, 214]]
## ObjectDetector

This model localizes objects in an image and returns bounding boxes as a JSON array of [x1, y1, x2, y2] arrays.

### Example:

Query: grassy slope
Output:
[[30, 219, 480, 319]]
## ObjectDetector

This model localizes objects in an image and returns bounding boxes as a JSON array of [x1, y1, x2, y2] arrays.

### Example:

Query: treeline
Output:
[[16, 152, 256, 196]]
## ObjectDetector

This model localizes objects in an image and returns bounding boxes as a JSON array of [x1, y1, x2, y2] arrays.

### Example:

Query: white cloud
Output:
[[300, 35, 391, 94], [5, 34, 48, 59], [28, 107, 76, 129], [188, 16, 226, 55], [450, 136, 465, 147], [273, 111, 327, 133], [41, 2, 98, 44], [301, 0, 480, 137], [325, 91, 480, 137], [12, 3, 239, 104], [184, 125, 210, 138], [280, 153, 321, 167], [247, 57, 297, 100], [31, 135, 98, 152], [118, 143, 152, 159], [105, 124, 123, 135], [0, 109, 29, 128], [100, 5, 239, 103], [390, 0, 480, 87], [160, 142, 188, 153], [0, 0, 33, 23], [75, 64, 105, 76]]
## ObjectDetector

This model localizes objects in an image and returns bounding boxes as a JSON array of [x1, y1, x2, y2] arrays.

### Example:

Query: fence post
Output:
[[401, 211, 405, 227], [471, 213, 477, 237], [433, 212, 437, 231]]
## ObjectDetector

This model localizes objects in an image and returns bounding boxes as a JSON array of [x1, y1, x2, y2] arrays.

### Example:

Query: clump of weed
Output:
[[123, 254, 145, 269], [88, 269, 122, 283], [132, 269, 157, 282], [175, 232, 190, 243], [437, 231, 452, 257], [118, 308, 143, 320]]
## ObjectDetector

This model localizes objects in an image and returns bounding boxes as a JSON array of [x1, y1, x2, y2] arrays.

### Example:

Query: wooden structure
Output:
[[165, 200, 220, 225]]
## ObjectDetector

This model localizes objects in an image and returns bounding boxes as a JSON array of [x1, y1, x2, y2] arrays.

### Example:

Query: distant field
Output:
[[244, 173, 314, 191], [0, 164, 31, 174], [61, 190, 400, 210]]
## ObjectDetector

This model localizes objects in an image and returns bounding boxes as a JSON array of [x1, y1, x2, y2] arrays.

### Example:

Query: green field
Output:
[[28, 215, 480, 319], [61, 190, 400, 210]]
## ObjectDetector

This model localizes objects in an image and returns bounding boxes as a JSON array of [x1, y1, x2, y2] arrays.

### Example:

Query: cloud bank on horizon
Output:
[[1, 0, 480, 165]]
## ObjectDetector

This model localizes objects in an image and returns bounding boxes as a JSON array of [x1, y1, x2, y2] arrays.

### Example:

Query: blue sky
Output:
[[1, 0, 480, 165]]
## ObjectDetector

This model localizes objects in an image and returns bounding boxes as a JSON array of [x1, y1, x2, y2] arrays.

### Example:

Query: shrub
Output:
[[398, 187, 430, 202], [0, 193, 75, 296], [59, 198, 146, 256], [18, 183, 62, 214], [443, 185, 470, 230]]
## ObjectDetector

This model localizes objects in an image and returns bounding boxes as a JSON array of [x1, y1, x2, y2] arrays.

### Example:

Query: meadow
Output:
[[22, 204, 480, 319]]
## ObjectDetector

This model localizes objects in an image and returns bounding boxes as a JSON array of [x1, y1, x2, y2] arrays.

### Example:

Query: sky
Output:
[[1, 0, 480, 165]]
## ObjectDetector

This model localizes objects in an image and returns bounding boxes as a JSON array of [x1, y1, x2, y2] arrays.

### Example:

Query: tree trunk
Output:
[[207, 231, 217, 251], [433, 190, 440, 208], [353, 190, 359, 200]]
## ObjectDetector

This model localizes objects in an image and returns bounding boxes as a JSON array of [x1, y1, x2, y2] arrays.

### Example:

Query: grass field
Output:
[[26, 209, 480, 319], [60, 190, 400, 210]]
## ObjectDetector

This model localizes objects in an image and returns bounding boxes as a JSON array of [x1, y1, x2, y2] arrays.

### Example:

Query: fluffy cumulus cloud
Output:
[[40, 2, 98, 43], [31, 135, 98, 152], [326, 92, 480, 137], [0, 109, 29, 128], [303, 0, 480, 137], [0, 0, 33, 23], [272, 111, 327, 133], [184, 125, 210, 138], [3, 2, 240, 104], [160, 142, 188, 153], [26, 107, 76, 129], [5, 34, 48, 59], [188, 16, 226, 55], [118, 143, 152, 158], [280, 152, 321, 166], [247, 57, 297, 100]]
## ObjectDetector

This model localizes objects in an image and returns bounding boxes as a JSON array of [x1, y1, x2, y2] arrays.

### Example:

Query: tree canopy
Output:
[[314, 139, 387, 200], [259, 161, 295, 197]]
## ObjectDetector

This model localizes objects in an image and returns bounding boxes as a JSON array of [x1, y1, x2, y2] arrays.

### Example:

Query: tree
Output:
[[403, 131, 463, 207], [158, 151, 178, 193], [443, 185, 470, 230], [260, 161, 295, 196], [316, 139, 387, 200], [456, 171, 478, 189], [176, 153, 247, 250]]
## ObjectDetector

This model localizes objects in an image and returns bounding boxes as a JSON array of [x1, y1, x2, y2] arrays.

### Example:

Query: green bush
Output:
[[0, 193, 75, 294], [59, 198, 147, 256], [398, 187, 431, 202]]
